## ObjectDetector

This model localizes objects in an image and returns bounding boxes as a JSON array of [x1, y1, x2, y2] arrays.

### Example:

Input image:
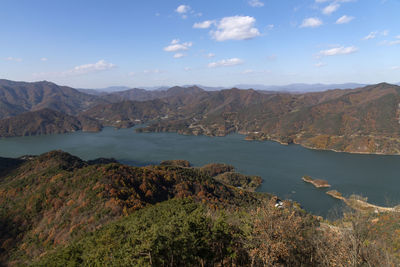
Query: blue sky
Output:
[[1, 0, 399, 88]]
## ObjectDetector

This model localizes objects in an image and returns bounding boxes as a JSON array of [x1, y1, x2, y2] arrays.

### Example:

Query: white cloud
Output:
[[40, 57, 48, 61], [173, 53, 185, 58], [129, 69, 165, 76], [389, 40, 400, 45], [33, 60, 116, 78], [380, 36, 400, 46], [163, 39, 193, 52], [248, 0, 264, 7], [4, 57, 22, 62], [176, 5, 190, 14], [143, 69, 164, 74], [363, 31, 378, 40], [266, 24, 274, 30], [211, 16, 260, 41], [242, 69, 255, 74], [382, 30, 389, 36], [322, 3, 340, 15], [315, 62, 327, 67], [391, 66, 400, 70], [379, 40, 388, 46], [336, 15, 354, 24], [193, 20, 215, 29], [300, 17, 323, 28], [208, 58, 243, 68], [242, 69, 270, 74], [66, 60, 116, 75], [184, 67, 192, 71], [206, 53, 215, 58], [319, 46, 358, 56]]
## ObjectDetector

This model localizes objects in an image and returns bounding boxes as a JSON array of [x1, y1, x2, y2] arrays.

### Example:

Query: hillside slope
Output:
[[0, 151, 263, 265], [1, 80, 399, 154], [136, 83, 400, 154], [0, 109, 102, 137], [0, 151, 399, 266], [0, 80, 104, 119]]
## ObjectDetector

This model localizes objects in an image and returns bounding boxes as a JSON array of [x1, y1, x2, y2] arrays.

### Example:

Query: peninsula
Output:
[[302, 175, 331, 188]]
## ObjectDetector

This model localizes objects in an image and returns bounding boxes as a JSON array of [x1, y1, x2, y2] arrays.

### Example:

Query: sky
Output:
[[0, 0, 399, 88]]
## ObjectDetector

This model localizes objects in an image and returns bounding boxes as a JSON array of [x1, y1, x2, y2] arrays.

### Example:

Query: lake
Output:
[[1, 126, 399, 217]]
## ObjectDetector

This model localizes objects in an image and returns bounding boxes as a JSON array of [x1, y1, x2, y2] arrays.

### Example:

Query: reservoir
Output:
[[1, 126, 399, 217]]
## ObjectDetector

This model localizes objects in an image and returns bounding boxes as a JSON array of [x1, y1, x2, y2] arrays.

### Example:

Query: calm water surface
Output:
[[1, 126, 399, 217]]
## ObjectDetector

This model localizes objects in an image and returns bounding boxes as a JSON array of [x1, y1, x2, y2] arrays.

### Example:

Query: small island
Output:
[[302, 175, 331, 188]]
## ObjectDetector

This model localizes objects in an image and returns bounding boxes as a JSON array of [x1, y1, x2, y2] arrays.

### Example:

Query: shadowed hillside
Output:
[[0, 80, 104, 119], [0, 109, 102, 137]]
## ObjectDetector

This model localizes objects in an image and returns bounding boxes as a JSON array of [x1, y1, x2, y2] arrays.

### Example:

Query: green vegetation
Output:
[[0, 151, 399, 266], [214, 172, 262, 191], [33, 199, 247, 266]]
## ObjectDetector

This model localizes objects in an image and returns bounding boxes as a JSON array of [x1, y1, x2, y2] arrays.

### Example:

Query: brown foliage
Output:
[[247, 199, 317, 266]]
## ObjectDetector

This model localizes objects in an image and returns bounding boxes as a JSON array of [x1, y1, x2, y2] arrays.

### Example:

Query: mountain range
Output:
[[79, 82, 375, 94], [1, 80, 400, 265], [0, 79, 104, 119], [1, 79, 399, 154]]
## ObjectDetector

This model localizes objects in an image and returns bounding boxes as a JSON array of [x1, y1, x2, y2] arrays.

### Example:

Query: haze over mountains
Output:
[[1, 79, 400, 154], [80, 83, 371, 94]]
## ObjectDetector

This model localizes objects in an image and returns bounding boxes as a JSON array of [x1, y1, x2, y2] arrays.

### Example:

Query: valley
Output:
[[1, 80, 400, 155]]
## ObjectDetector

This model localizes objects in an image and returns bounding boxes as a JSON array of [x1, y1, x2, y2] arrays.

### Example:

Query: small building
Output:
[[275, 198, 284, 208]]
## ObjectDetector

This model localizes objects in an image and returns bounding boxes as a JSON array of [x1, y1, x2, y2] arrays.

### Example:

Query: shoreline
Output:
[[325, 190, 400, 213], [302, 176, 331, 188], [2, 123, 400, 156]]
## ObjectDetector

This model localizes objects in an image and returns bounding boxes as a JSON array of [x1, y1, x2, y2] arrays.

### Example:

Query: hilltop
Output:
[[0, 151, 264, 265], [0, 151, 399, 266]]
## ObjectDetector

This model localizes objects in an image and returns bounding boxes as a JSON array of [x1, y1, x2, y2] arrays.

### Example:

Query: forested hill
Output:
[[0, 151, 399, 266], [1, 79, 400, 154], [0, 80, 104, 118], [0, 151, 263, 265], [0, 109, 102, 137]]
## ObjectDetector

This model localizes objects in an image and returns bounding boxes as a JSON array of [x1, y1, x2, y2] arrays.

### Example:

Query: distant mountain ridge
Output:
[[79, 83, 371, 94], [234, 83, 368, 92], [1, 79, 400, 154], [0, 79, 104, 119], [77, 86, 131, 94], [133, 83, 400, 154]]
